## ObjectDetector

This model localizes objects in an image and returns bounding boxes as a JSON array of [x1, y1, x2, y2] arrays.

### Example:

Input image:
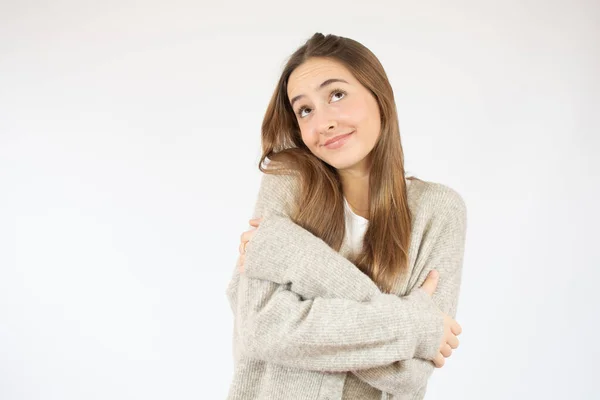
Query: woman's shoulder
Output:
[[408, 177, 467, 224], [253, 169, 302, 218], [257, 169, 302, 201]]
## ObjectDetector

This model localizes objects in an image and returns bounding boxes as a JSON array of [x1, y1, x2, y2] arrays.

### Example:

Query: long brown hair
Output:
[[258, 32, 415, 294]]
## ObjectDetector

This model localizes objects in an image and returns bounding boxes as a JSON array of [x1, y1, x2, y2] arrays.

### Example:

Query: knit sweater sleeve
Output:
[[231, 173, 445, 372], [353, 198, 467, 399], [239, 173, 467, 397]]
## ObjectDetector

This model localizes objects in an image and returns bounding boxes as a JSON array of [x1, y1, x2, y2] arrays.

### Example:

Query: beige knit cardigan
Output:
[[225, 171, 467, 400]]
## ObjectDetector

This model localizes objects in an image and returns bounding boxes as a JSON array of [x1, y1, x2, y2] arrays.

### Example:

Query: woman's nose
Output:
[[316, 111, 338, 133]]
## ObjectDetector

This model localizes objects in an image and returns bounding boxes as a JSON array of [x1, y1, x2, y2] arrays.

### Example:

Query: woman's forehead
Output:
[[287, 59, 354, 98]]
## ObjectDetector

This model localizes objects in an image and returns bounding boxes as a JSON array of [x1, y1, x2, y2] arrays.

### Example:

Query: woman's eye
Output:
[[296, 89, 346, 119], [331, 90, 345, 101], [298, 107, 311, 118]]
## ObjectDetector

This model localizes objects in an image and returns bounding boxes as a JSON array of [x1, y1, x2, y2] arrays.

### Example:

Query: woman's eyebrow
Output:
[[290, 78, 349, 107]]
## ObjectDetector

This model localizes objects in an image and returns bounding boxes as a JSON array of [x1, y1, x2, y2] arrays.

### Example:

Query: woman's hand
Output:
[[237, 217, 263, 273], [419, 270, 463, 368]]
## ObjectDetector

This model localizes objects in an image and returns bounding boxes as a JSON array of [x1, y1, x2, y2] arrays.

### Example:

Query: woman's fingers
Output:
[[240, 223, 258, 242], [240, 219, 262, 245], [452, 321, 463, 336], [239, 229, 256, 254], [249, 217, 262, 227], [240, 230, 253, 243], [434, 344, 455, 368], [441, 343, 453, 358], [447, 334, 460, 349], [238, 218, 262, 272], [419, 270, 439, 297]]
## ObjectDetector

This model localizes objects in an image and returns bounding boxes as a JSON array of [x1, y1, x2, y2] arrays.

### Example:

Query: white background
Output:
[[1, 1, 598, 399]]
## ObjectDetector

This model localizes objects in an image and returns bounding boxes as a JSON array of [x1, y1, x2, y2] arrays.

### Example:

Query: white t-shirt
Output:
[[343, 179, 411, 258], [343, 195, 369, 258]]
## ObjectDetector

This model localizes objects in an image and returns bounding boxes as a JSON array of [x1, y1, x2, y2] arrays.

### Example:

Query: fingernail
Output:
[[429, 270, 438, 278]]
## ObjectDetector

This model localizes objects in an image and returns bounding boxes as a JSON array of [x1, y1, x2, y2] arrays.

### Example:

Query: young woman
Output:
[[226, 32, 467, 400]]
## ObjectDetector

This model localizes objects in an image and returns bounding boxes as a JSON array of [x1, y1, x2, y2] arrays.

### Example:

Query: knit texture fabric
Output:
[[225, 172, 467, 400]]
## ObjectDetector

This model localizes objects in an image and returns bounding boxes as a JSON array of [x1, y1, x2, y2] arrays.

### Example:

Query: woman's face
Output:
[[287, 57, 382, 172]]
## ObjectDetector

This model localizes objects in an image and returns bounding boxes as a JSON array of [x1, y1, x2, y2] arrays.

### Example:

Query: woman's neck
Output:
[[340, 170, 412, 220], [340, 170, 371, 219]]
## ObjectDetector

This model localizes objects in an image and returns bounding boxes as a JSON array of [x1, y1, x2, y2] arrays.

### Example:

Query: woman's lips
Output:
[[323, 131, 354, 149]]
